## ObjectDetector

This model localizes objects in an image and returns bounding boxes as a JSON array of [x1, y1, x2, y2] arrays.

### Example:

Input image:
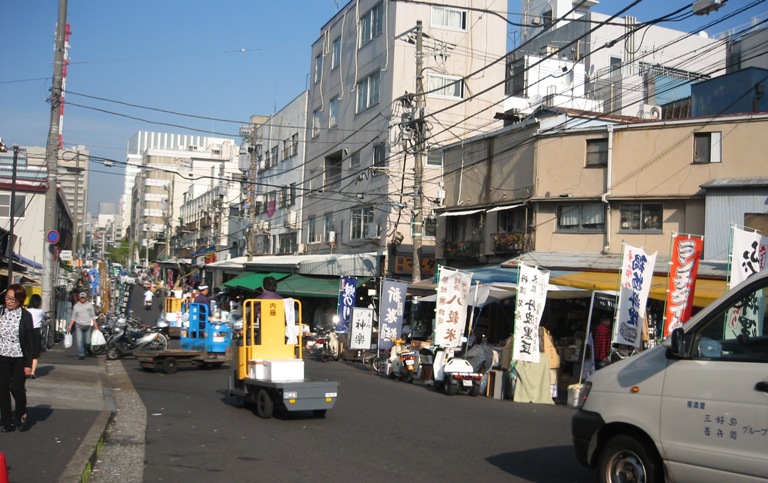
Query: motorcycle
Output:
[[312, 327, 340, 362], [432, 346, 482, 396], [387, 338, 419, 383], [106, 318, 169, 360]]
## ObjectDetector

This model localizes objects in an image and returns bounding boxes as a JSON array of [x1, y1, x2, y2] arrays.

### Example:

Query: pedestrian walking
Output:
[[0, 284, 34, 432], [26, 294, 46, 379], [67, 292, 99, 360]]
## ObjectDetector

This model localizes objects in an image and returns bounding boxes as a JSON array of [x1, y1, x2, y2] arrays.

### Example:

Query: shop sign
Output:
[[336, 276, 357, 333], [615, 243, 656, 348], [512, 263, 549, 363], [434, 267, 472, 348], [379, 279, 408, 349], [349, 307, 374, 350]]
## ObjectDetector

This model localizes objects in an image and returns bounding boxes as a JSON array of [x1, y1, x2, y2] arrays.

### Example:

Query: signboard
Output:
[[512, 263, 549, 363], [615, 243, 657, 348], [60, 250, 73, 261], [378, 279, 408, 350], [663, 234, 704, 338], [336, 276, 357, 333], [349, 307, 374, 350], [434, 267, 472, 348], [46, 230, 60, 244]]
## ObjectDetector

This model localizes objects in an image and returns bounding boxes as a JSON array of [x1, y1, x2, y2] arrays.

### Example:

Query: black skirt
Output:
[[31, 328, 42, 359]]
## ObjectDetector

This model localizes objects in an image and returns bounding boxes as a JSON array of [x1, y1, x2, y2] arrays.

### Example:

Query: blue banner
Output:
[[379, 279, 408, 350], [336, 276, 357, 333]]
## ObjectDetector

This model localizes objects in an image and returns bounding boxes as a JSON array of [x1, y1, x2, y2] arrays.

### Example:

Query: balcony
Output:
[[492, 232, 527, 253], [442, 240, 481, 259]]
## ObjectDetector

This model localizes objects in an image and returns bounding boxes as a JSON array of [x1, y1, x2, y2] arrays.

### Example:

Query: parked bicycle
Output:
[[40, 311, 55, 352], [607, 343, 640, 364]]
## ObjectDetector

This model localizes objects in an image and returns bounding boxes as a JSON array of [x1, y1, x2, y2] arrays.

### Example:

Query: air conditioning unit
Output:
[[259, 162, 267, 171], [297, 243, 308, 254], [327, 231, 336, 244], [365, 223, 380, 238], [637, 103, 662, 120]]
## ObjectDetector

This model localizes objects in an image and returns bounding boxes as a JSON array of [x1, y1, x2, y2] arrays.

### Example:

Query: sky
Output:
[[1, 0, 765, 215]]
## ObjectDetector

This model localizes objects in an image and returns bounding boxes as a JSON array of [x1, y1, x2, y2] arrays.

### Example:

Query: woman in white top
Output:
[[26, 294, 46, 379]]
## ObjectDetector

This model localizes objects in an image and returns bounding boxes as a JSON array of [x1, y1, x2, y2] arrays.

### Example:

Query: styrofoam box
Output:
[[263, 359, 305, 382], [248, 359, 265, 380]]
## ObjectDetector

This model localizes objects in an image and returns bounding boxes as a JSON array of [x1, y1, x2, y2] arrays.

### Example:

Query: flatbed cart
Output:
[[137, 303, 232, 374], [228, 298, 339, 419]]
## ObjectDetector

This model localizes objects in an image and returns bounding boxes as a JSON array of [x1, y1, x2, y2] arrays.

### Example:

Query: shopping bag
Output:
[[64, 332, 73, 349], [91, 329, 106, 347]]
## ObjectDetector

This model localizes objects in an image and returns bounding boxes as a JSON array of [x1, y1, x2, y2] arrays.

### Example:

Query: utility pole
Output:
[[412, 20, 425, 283], [6, 145, 19, 287], [42, 0, 68, 313]]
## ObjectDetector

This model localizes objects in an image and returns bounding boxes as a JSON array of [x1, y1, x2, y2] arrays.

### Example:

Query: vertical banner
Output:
[[336, 276, 357, 333], [379, 279, 408, 350], [726, 226, 768, 338], [349, 307, 374, 350], [434, 267, 472, 348], [615, 244, 657, 348], [729, 226, 767, 289], [512, 263, 550, 363], [663, 234, 704, 338]]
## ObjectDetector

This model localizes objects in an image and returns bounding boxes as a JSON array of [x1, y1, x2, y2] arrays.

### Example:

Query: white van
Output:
[[573, 269, 768, 483]]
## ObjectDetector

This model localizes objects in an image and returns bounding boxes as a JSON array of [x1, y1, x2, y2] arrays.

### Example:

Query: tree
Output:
[[106, 238, 130, 266]]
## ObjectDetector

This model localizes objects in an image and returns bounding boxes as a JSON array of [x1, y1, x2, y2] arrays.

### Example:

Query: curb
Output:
[[58, 355, 116, 483]]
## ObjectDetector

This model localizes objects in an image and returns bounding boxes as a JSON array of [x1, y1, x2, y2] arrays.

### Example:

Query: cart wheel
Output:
[[469, 381, 481, 397], [445, 375, 458, 396], [313, 409, 327, 418], [256, 389, 274, 419], [163, 357, 178, 374]]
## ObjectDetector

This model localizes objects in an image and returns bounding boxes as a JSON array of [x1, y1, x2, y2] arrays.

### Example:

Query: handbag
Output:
[[91, 329, 106, 347], [64, 332, 73, 348]]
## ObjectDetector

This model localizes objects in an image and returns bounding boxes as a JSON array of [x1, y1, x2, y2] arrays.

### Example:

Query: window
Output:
[[427, 148, 443, 167], [431, 6, 467, 30], [557, 204, 605, 232], [586, 139, 608, 166], [308, 217, 321, 243], [372, 142, 386, 173], [314, 53, 323, 84], [0, 194, 26, 219], [280, 186, 289, 208], [324, 157, 343, 188], [312, 109, 321, 137], [498, 209, 525, 233], [289, 183, 297, 206], [351, 206, 374, 240], [359, 2, 383, 48], [620, 203, 662, 231], [350, 150, 361, 168], [263, 149, 271, 168], [290, 133, 299, 157], [542, 9, 553, 29], [693, 132, 722, 164], [282, 139, 290, 161], [424, 216, 437, 237], [277, 233, 297, 255], [610, 56, 622, 75], [329, 97, 340, 128], [331, 37, 341, 70], [356, 70, 380, 112], [428, 74, 464, 99], [690, 282, 768, 360], [270, 146, 278, 167]]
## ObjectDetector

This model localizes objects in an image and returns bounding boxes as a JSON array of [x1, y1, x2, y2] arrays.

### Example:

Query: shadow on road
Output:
[[486, 446, 594, 482]]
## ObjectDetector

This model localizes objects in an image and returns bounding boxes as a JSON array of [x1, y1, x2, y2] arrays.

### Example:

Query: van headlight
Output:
[[577, 381, 592, 409]]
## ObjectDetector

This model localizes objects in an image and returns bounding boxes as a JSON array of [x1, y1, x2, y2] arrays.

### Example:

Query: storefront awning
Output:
[[549, 271, 727, 308], [439, 209, 484, 217], [223, 272, 290, 291], [276, 274, 372, 298], [486, 203, 524, 213]]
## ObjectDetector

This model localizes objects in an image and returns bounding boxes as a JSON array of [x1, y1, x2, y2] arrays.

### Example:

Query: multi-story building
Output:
[[302, 0, 508, 281], [508, 0, 726, 118], [128, 137, 238, 265], [242, 91, 309, 257]]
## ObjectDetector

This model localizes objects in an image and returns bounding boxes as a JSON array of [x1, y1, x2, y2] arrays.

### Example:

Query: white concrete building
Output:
[[303, 0, 508, 279]]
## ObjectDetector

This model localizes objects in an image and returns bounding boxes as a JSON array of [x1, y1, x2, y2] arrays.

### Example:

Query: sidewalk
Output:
[[0, 343, 114, 483]]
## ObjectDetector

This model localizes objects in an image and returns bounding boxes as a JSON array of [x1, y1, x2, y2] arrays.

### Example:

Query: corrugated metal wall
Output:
[[704, 188, 768, 260]]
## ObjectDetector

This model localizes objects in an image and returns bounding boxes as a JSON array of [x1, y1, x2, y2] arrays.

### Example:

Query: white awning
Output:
[[486, 203, 524, 213], [439, 209, 484, 217]]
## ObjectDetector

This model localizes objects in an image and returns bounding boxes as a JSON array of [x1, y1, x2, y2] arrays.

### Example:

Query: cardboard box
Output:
[[263, 359, 305, 382]]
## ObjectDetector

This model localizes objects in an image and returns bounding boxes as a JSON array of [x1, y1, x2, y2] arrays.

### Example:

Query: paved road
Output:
[[116, 355, 594, 482]]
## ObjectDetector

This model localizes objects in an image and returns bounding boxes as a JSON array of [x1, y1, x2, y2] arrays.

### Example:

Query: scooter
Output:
[[106, 319, 169, 360], [313, 327, 340, 362], [387, 338, 419, 383], [432, 346, 482, 396]]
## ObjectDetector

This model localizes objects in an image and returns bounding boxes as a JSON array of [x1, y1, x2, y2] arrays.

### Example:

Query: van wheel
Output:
[[598, 434, 663, 483]]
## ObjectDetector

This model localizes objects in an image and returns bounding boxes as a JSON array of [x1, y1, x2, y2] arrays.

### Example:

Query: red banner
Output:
[[663, 235, 704, 338]]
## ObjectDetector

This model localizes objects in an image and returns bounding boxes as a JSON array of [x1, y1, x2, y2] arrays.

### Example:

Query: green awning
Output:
[[275, 274, 371, 298], [223, 272, 290, 291]]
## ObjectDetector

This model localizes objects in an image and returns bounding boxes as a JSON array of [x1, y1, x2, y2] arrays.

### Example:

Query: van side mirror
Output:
[[669, 328, 685, 357]]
